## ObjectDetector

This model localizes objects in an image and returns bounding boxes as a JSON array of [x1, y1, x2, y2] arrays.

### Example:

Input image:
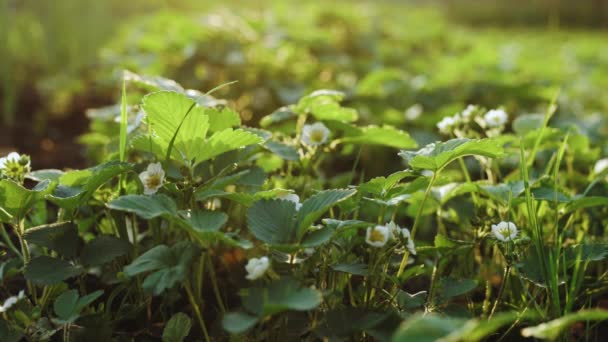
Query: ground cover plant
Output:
[[2, 1, 608, 341], [1, 70, 608, 341]]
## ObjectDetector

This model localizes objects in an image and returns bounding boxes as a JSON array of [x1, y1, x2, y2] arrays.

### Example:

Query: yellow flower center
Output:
[[498, 227, 512, 239], [310, 130, 325, 143], [146, 175, 162, 189], [369, 229, 385, 243]]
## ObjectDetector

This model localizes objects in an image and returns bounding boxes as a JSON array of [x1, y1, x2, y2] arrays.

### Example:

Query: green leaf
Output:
[[338, 125, 417, 149], [24, 222, 80, 259], [397, 291, 427, 310], [54, 289, 104, 324], [316, 308, 391, 339], [242, 278, 322, 316], [264, 140, 299, 161], [521, 310, 608, 340], [0, 179, 52, 221], [178, 209, 227, 232], [192, 128, 262, 164], [438, 278, 478, 300], [331, 263, 368, 276], [80, 235, 131, 266], [54, 289, 79, 322], [47, 161, 131, 210], [400, 138, 503, 171], [301, 227, 333, 247], [247, 199, 297, 244], [392, 313, 466, 342], [107, 194, 177, 219], [26, 169, 64, 182], [162, 312, 192, 342], [142, 91, 209, 162], [297, 90, 358, 122], [222, 311, 259, 334], [296, 189, 356, 236], [123, 242, 199, 295], [565, 196, 608, 212], [24, 256, 82, 285], [513, 114, 545, 135], [207, 107, 241, 133]]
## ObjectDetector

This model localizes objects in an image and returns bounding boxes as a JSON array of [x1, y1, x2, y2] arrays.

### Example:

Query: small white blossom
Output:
[[594, 158, 608, 174], [437, 116, 458, 134], [484, 109, 508, 128], [301, 122, 330, 146], [492, 221, 518, 242], [461, 105, 476, 121], [303, 248, 315, 256], [405, 104, 423, 121], [139, 162, 165, 195], [400, 227, 417, 255], [366, 225, 390, 248], [245, 256, 270, 280], [278, 193, 303, 210], [0, 290, 25, 313]]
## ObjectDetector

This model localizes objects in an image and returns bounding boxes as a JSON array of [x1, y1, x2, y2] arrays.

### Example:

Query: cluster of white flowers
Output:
[[0, 152, 31, 182], [245, 256, 270, 280], [436, 105, 477, 135], [491, 221, 518, 242], [483, 109, 508, 128], [301, 122, 330, 147], [0, 290, 25, 313], [139, 163, 165, 195], [278, 192, 303, 210], [365, 221, 416, 254]]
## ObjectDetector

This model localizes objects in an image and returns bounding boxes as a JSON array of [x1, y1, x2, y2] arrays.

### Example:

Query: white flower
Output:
[[303, 248, 315, 256], [245, 256, 270, 280], [387, 221, 401, 240], [278, 193, 302, 210], [437, 116, 458, 134], [365, 225, 390, 248], [400, 227, 417, 255], [461, 105, 476, 121], [492, 221, 518, 242], [301, 122, 330, 146], [0, 290, 25, 313], [484, 109, 508, 128], [594, 158, 608, 174], [0, 152, 22, 170], [139, 162, 165, 195], [405, 104, 423, 121]]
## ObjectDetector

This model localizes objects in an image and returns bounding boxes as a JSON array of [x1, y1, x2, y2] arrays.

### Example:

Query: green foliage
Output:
[[162, 312, 192, 342]]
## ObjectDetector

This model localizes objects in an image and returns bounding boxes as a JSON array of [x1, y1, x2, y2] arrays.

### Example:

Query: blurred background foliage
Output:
[[1, 0, 608, 168]]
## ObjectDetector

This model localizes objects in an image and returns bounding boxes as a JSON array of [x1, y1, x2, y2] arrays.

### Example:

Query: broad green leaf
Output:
[[565, 196, 608, 213], [47, 161, 131, 210], [259, 106, 297, 128], [162, 312, 192, 342], [206, 107, 241, 133], [178, 209, 227, 232], [264, 140, 299, 161], [338, 125, 417, 149], [521, 310, 608, 340], [107, 194, 177, 219], [296, 189, 356, 236], [399, 138, 503, 171], [331, 263, 368, 276], [24, 256, 82, 285], [80, 235, 131, 266], [397, 291, 427, 310], [296, 89, 357, 122], [301, 227, 333, 247], [438, 278, 478, 300], [513, 114, 545, 135], [0, 179, 52, 221], [192, 128, 263, 164], [316, 308, 391, 339], [24, 222, 80, 259], [358, 170, 416, 196], [142, 91, 209, 162], [54, 290, 79, 322], [247, 199, 297, 244], [242, 278, 322, 316], [26, 169, 64, 182], [123, 242, 199, 295], [392, 313, 466, 342], [479, 181, 525, 205], [222, 311, 259, 334]]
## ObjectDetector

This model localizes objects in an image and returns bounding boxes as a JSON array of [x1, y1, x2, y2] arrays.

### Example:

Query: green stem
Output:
[[489, 265, 510, 319], [0, 223, 22, 259], [206, 253, 226, 313], [185, 283, 211, 342], [396, 172, 438, 280]]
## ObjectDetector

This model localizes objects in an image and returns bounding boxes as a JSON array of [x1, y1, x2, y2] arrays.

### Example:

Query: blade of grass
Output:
[[119, 79, 128, 162]]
